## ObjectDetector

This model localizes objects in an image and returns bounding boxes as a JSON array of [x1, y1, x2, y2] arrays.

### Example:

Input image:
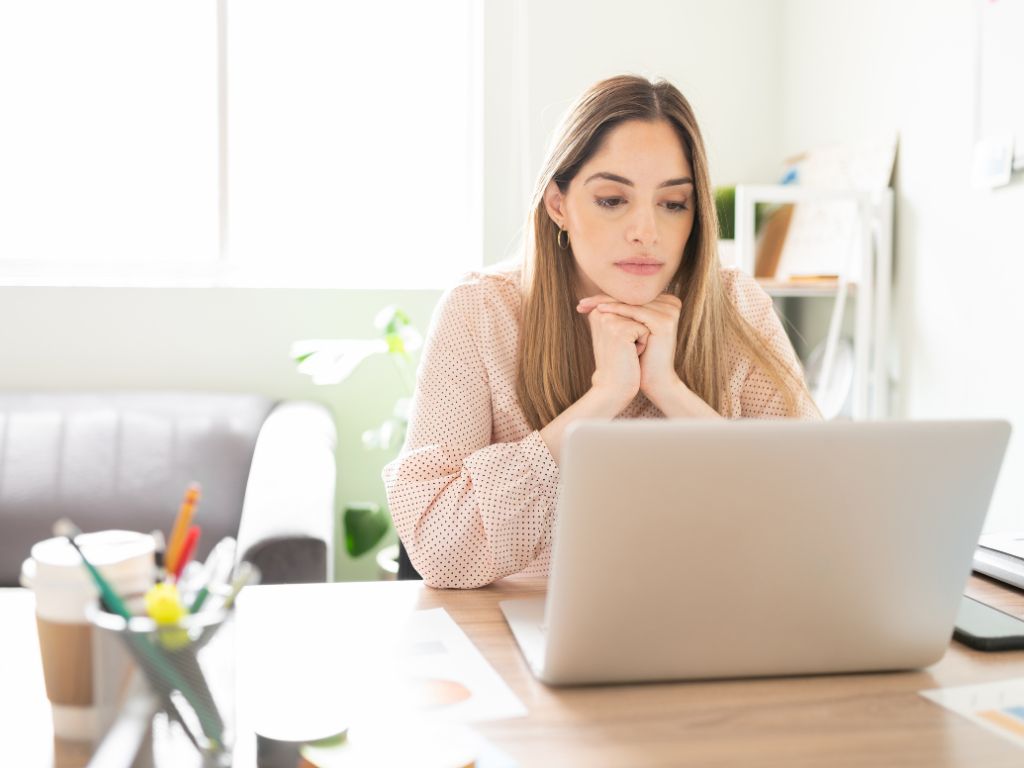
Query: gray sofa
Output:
[[0, 391, 336, 586]]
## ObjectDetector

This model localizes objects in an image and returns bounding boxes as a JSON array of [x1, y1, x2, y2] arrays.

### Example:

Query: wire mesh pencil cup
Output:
[[88, 597, 236, 767]]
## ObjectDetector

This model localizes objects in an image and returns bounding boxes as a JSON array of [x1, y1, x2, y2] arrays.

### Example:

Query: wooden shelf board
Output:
[[756, 278, 859, 297]]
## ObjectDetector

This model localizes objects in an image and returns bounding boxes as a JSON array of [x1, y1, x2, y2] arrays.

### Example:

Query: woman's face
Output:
[[544, 119, 696, 305]]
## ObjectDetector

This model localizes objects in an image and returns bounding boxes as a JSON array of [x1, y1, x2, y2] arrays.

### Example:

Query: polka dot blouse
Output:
[[382, 263, 820, 588]]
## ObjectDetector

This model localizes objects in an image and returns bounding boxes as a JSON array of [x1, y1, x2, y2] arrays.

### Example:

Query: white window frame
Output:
[[0, 0, 484, 289]]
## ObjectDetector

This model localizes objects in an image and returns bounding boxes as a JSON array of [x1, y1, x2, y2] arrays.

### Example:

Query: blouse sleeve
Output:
[[381, 280, 560, 588], [728, 270, 822, 420]]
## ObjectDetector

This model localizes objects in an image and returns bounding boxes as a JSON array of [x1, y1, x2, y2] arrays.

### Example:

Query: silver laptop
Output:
[[500, 419, 1011, 685]]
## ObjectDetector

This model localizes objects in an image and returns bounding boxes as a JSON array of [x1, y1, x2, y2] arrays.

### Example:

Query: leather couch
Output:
[[0, 391, 336, 586]]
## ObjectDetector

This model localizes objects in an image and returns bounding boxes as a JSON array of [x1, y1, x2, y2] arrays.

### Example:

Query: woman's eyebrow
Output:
[[583, 171, 694, 188]]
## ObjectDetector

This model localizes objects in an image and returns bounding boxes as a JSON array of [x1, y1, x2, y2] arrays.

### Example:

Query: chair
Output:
[[0, 390, 336, 586], [396, 540, 422, 581]]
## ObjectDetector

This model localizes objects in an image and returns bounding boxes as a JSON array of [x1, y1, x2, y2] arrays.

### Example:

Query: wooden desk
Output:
[[7, 575, 1024, 767]]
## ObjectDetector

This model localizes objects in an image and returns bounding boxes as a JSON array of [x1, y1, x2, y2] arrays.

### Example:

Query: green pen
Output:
[[54, 519, 133, 618], [189, 583, 213, 614]]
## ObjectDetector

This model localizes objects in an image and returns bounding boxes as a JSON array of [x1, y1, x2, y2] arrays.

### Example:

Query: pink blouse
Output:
[[382, 263, 820, 588]]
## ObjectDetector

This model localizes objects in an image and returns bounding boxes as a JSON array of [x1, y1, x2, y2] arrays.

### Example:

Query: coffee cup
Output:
[[20, 530, 155, 742]]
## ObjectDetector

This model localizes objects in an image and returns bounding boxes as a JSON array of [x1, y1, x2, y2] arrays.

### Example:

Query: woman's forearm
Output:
[[645, 377, 723, 419], [384, 433, 561, 589], [539, 386, 632, 464]]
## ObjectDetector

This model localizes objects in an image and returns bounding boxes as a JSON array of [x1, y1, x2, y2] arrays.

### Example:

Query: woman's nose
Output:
[[626, 203, 657, 246]]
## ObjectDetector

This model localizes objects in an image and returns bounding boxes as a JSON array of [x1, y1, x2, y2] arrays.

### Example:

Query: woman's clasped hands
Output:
[[577, 292, 684, 411]]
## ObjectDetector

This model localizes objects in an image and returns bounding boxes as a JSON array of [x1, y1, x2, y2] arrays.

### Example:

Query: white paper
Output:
[[979, 531, 1024, 561], [920, 677, 1024, 748], [978, 0, 1024, 172], [395, 607, 528, 723], [238, 596, 526, 752], [971, 134, 1014, 190]]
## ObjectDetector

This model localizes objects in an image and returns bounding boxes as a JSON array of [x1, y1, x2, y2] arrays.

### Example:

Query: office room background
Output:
[[0, 0, 1021, 581]]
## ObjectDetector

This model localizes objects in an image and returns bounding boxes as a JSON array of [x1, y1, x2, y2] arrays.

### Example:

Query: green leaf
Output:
[[293, 352, 315, 364], [343, 502, 390, 557], [385, 332, 405, 355], [714, 185, 776, 239], [375, 305, 410, 335], [714, 185, 735, 240]]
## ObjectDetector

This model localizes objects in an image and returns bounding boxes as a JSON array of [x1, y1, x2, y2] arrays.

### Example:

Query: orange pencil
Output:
[[165, 483, 201, 576], [172, 525, 201, 583]]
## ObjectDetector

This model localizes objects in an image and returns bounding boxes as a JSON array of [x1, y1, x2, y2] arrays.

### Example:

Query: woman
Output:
[[383, 75, 820, 589]]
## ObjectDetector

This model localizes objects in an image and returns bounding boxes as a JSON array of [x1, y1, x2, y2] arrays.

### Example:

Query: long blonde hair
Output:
[[515, 75, 811, 429]]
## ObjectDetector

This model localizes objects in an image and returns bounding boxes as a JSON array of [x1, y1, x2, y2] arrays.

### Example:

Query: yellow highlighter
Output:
[[144, 582, 190, 650], [145, 582, 186, 625]]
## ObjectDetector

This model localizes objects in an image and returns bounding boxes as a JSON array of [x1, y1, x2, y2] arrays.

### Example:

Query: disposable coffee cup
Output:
[[20, 530, 155, 742]]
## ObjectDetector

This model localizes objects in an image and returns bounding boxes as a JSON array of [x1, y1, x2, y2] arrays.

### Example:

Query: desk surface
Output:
[[7, 575, 1024, 767]]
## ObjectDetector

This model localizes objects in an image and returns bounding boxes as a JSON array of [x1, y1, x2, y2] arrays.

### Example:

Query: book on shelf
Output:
[[754, 204, 794, 278], [787, 274, 841, 282]]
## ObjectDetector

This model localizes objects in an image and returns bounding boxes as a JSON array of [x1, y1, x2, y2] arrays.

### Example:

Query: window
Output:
[[0, 0, 482, 288]]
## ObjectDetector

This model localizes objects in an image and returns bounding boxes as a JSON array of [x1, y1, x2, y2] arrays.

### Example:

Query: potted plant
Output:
[[292, 306, 422, 578], [715, 183, 792, 276]]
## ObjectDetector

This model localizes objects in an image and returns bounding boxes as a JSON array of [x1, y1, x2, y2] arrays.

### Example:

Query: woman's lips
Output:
[[615, 262, 663, 276]]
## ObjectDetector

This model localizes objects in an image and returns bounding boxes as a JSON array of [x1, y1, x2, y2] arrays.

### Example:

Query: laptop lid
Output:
[[538, 420, 1010, 685]]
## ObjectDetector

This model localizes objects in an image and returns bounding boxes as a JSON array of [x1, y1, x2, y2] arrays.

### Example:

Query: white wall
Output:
[[484, 0, 787, 265], [780, 0, 1024, 531]]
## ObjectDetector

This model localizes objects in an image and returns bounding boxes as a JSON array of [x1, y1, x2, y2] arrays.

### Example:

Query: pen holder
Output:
[[87, 598, 235, 767]]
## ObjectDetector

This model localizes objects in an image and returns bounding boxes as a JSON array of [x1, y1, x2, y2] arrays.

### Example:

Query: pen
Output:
[[222, 561, 260, 610], [172, 525, 201, 583], [53, 519, 131, 617], [165, 483, 201, 577], [150, 529, 166, 582], [190, 537, 237, 613]]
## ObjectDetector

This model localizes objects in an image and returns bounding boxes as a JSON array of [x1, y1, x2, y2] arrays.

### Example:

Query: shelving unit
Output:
[[733, 185, 894, 420]]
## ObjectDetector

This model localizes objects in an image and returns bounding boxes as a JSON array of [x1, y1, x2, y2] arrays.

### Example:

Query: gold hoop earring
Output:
[[557, 227, 569, 251]]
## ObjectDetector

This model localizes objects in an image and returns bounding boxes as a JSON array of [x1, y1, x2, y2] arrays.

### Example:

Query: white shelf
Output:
[[735, 185, 894, 420], [757, 279, 859, 298]]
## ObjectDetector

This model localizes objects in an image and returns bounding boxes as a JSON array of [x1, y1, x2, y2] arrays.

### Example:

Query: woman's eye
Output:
[[595, 197, 689, 212]]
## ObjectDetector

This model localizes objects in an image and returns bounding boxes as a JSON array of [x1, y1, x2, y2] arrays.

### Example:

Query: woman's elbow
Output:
[[403, 542, 499, 590], [420, 571, 496, 590]]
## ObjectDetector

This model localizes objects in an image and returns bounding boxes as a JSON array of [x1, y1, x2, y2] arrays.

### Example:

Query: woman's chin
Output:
[[603, 285, 664, 306]]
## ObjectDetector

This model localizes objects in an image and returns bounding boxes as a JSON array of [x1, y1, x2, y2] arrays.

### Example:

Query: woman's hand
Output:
[[577, 295, 649, 412], [578, 293, 683, 403]]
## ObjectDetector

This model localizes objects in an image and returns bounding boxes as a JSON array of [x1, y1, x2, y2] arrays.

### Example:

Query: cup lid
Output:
[[24, 530, 155, 588]]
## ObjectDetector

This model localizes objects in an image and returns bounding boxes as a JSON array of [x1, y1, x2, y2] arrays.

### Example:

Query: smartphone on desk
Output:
[[954, 595, 1024, 651]]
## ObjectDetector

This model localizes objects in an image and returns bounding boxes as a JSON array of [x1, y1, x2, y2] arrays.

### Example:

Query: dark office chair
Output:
[[396, 540, 422, 580]]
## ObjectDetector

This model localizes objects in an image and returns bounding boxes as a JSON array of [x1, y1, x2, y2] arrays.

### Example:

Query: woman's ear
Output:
[[543, 179, 568, 228]]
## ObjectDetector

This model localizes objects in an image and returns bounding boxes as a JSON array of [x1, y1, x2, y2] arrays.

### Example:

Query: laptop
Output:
[[499, 419, 1011, 685]]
